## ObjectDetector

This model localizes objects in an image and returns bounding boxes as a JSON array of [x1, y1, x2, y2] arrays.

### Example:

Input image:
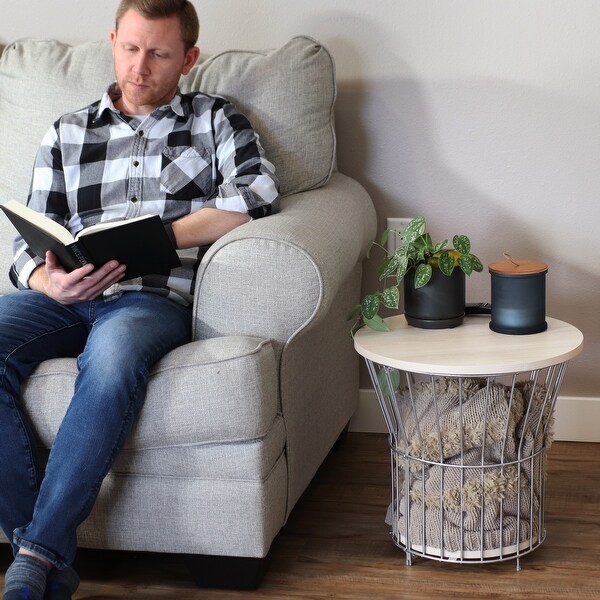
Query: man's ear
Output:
[[110, 30, 117, 54], [182, 46, 200, 75]]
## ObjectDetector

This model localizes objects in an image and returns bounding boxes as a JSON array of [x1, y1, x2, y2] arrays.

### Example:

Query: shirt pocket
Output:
[[160, 146, 213, 197]]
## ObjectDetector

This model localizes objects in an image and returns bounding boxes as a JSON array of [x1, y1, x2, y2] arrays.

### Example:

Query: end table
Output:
[[354, 315, 583, 570]]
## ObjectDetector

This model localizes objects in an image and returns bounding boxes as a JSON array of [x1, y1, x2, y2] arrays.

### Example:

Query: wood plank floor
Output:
[[1, 433, 599, 599]]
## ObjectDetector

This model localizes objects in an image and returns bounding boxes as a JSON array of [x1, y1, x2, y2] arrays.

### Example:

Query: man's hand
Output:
[[29, 251, 127, 304]]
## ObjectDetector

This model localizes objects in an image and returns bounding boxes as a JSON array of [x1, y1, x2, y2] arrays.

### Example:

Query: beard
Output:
[[116, 75, 179, 114]]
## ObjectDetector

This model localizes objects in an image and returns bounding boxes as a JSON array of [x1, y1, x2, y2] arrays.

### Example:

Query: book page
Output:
[[76, 214, 156, 238], [1, 200, 75, 246]]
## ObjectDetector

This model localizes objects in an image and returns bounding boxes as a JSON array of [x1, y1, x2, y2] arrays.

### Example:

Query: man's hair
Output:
[[115, 0, 200, 51]]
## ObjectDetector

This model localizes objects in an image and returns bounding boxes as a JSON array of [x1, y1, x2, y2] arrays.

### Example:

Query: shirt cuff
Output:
[[163, 222, 177, 248]]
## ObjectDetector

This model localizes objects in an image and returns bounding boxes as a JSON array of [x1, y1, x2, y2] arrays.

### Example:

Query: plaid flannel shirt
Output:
[[11, 84, 280, 305]]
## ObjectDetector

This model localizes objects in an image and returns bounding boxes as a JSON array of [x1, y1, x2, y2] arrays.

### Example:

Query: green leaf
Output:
[[378, 367, 401, 396], [453, 235, 471, 255], [414, 263, 432, 288], [382, 285, 400, 309], [361, 294, 380, 319], [458, 254, 474, 275], [433, 240, 449, 253], [380, 229, 390, 247], [395, 254, 410, 281], [403, 216, 426, 243], [379, 255, 399, 280], [406, 244, 419, 261], [470, 254, 484, 272], [413, 237, 429, 261], [416, 232, 435, 255], [438, 251, 455, 276], [364, 314, 390, 331]]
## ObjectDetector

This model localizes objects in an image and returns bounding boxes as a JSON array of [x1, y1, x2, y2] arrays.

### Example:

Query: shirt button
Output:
[[133, 160, 139, 167], [138, 131, 144, 137], [131, 196, 138, 203]]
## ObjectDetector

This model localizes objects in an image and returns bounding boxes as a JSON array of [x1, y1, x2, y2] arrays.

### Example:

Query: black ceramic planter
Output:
[[404, 268, 466, 329]]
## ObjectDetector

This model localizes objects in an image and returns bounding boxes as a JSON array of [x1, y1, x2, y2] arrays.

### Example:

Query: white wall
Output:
[[3, 1, 599, 407]]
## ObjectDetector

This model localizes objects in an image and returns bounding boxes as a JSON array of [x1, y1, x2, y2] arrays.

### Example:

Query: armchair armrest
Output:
[[192, 172, 376, 518], [192, 172, 377, 349]]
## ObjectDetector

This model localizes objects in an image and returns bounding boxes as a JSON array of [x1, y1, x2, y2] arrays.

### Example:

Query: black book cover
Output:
[[1, 201, 181, 280]]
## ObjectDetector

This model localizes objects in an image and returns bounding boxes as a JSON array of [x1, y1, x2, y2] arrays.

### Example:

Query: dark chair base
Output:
[[186, 553, 271, 590]]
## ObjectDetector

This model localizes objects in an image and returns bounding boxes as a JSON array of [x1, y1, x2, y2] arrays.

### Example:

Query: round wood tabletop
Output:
[[354, 315, 583, 376]]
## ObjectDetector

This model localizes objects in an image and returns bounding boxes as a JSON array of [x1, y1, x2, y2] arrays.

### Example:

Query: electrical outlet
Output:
[[386, 217, 413, 254]]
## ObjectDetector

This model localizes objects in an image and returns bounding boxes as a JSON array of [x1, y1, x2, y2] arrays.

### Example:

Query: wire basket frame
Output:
[[365, 359, 569, 570]]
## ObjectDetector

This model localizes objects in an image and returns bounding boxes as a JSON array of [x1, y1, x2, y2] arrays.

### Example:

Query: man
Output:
[[0, 1, 279, 598]]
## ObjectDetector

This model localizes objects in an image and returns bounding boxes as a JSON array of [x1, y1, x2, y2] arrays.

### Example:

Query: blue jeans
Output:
[[0, 290, 191, 568]]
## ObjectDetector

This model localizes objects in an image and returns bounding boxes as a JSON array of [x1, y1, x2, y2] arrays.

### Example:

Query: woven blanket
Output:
[[387, 377, 553, 554]]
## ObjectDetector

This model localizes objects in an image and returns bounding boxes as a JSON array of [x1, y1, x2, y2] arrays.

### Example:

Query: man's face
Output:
[[110, 9, 199, 115]]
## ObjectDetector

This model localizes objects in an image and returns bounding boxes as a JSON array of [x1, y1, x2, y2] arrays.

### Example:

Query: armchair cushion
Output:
[[183, 36, 337, 196], [22, 336, 279, 450], [0, 40, 115, 209]]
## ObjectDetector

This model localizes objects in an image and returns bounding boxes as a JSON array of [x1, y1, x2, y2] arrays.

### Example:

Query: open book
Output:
[[1, 200, 181, 280]]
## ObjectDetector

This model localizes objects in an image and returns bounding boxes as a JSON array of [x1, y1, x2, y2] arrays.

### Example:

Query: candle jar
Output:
[[488, 258, 548, 335]]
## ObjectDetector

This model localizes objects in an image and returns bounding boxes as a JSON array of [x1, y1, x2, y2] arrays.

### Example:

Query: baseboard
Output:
[[552, 396, 600, 442], [350, 389, 600, 443]]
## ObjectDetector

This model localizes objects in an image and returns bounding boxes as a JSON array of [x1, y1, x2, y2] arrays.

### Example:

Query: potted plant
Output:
[[349, 216, 483, 333]]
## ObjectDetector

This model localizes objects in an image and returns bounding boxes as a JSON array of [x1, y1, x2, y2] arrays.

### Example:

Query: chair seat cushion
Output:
[[113, 414, 286, 479], [22, 336, 279, 450]]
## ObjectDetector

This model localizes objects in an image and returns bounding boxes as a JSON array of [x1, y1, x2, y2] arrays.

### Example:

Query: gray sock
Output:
[[3, 553, 50, 600], [43, 566, 79, 600]]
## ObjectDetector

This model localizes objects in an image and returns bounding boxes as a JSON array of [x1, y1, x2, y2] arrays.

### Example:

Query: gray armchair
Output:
[[0, 36, 376, 588]]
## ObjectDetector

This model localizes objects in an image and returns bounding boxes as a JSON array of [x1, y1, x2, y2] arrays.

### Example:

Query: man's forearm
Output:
[[170, 207, 251, 249]]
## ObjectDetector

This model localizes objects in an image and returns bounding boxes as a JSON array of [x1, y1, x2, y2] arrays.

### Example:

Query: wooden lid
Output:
[[488, 257, 548, 275]]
